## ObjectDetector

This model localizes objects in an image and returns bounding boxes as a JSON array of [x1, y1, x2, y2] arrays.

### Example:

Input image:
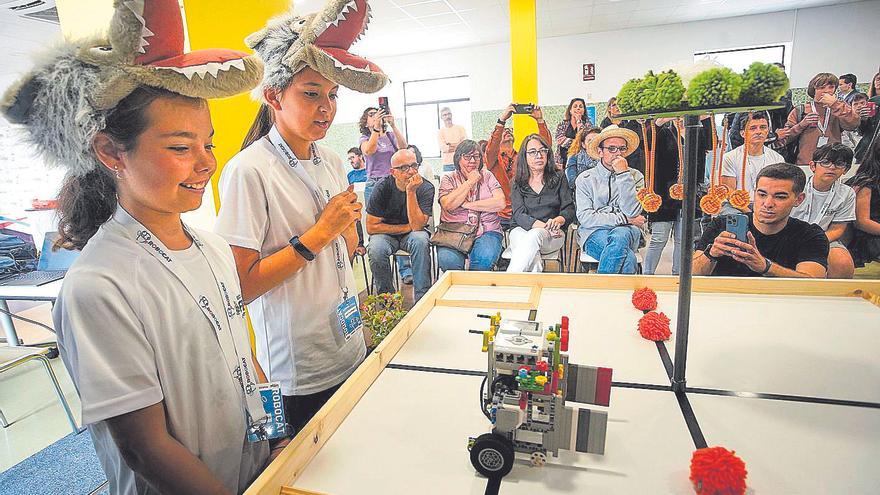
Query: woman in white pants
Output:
[[507, 134, 576, 272]]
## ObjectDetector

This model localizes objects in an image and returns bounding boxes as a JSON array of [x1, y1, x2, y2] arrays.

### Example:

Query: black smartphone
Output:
[[513, 103, 534, 114], [378, 96, 390, 113], [725, 213, 749, 243]]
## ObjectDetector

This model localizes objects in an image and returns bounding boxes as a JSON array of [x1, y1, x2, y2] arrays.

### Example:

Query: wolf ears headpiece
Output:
[[0, 0, 263, 177], [247, 0, 388, 97]]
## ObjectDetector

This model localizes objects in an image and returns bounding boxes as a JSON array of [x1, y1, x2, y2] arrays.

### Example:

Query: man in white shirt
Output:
[[721, 112, 785, 212], [791, 143, 857, 278], [438, 107, 467, 172]]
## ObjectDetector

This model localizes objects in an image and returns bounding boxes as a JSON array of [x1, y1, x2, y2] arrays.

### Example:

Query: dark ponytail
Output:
[[56, 86, 185, 250], [241, 103, 274, 150]]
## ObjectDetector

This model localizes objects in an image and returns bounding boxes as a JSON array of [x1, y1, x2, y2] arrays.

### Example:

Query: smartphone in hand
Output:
[[725, 213, 749, 243], [378, 96, 390, 114], [513, 103, 534, 114]]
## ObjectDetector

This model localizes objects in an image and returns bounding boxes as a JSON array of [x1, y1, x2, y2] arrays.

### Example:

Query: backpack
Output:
[[0, 233, 38, 276], [775, 104, 804, 163]]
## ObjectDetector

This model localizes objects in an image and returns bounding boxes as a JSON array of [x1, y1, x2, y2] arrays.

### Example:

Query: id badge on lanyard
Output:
[[111, 208, 278, 441], [812, 102, 831, 147], [266, 127, 363, 343]]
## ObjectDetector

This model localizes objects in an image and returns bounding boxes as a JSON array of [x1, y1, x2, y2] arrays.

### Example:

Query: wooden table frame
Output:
[[246, 272, 880, 495]]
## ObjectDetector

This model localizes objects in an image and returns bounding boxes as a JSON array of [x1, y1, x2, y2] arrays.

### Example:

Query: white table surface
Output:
[[0, 279, 62, 301], [293, 368, 696, 495], [689, 393, 880, 493]]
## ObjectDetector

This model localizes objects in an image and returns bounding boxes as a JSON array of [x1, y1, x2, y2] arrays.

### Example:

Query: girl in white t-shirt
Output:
[[214, 6, 391, 432], [1, 2, 274, 493]]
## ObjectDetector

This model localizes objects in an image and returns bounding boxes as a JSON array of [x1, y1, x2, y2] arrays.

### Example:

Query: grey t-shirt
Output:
[[54, 213, 268, 494], [791, 179, 857, 231]]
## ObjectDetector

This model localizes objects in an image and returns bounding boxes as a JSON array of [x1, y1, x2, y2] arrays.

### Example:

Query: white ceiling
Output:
[[0, 0, 861, 88]]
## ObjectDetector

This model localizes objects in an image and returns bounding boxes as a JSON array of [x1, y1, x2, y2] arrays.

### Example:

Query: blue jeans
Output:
[[367, 231, 432, 301], [437, 231, 503, 272], [643, 218, 682, 275], [584, 226, 641, 274]]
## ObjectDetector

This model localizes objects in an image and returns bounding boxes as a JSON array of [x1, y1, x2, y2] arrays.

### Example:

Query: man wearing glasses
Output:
[[366, 149, 435, 301], [791, 144, 857, 278], [575, 125, 646, 274]]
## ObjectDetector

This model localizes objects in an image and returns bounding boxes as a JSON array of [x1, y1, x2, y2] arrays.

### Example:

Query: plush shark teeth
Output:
[[154, 58, 247, 80], [124, 0, 153, 54], [330, 57, 373, 73]]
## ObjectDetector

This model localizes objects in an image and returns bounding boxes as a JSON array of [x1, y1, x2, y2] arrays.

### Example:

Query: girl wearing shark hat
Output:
[[214, 0, 389, 432], [1, 1, 275, 493]]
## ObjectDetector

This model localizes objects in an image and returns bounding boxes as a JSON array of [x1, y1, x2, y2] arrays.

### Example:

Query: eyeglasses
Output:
[[525, 148, 549, 158], [392, 163, 419, 172], [461, 153, 481, 162], [815, 160, 848, 170], [601, 145, 628, 153]]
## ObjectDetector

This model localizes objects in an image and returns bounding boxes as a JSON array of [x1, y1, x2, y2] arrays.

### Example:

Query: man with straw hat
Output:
[[575, 125, 646, 274]]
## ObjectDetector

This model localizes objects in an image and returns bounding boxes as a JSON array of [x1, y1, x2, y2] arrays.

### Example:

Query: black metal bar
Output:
[[672, 114, 701, 392]]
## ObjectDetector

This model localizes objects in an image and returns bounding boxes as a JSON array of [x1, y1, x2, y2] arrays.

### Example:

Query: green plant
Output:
[[616, 78, 642, 114], [687, 67, 744, 107], [360, 292, 407, 347], [739, 62, 789, 105], [635, 70, 686, 112]]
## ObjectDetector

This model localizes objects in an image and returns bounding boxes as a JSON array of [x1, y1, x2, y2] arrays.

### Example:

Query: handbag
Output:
[[431, 173, 482, 254]]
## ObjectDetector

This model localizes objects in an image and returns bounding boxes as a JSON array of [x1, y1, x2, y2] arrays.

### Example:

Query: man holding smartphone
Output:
[[694, 163, 829, 278]]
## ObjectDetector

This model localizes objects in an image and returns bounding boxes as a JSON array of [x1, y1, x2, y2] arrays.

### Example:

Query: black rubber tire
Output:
[[470, 433, 515, 478]]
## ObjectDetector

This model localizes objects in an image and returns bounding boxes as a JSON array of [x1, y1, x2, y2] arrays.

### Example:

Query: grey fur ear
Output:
[[1, 72, 41, 124]]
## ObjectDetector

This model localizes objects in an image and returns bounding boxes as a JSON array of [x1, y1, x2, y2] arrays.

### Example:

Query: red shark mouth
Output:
[[314, 0, 378, 73]]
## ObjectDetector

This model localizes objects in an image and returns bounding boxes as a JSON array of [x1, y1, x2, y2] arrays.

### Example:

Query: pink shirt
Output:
[[439, 169, 503, 236]]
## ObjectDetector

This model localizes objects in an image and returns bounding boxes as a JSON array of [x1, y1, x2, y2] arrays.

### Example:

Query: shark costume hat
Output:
[[1, 0, 263, 178], [246, 0, 389, 97]]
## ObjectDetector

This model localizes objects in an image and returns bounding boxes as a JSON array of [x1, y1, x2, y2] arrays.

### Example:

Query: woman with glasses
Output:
[[507, 135, 575, 273], [436, 140, 506, 271], [555, 98, 592, 169]]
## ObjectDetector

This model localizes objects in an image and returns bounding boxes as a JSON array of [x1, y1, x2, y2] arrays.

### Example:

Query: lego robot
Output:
[[467, 313, 613, 479]]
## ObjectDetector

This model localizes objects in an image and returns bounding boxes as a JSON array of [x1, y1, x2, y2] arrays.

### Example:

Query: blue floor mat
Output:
[[0, 430, 106, 494]]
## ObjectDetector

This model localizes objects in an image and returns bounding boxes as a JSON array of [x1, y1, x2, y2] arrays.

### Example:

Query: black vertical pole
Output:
[[672, 114, 701, 392]]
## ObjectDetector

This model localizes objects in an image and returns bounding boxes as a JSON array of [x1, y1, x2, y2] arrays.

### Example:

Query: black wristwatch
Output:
[[497, 118, 506, 126], [289, 235, 315, 261], [760, 258, 772, 275], [703, 245, 721, 262]]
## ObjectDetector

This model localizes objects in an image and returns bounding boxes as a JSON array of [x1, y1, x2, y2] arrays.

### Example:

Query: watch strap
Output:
[[289, 235, 316, 261]]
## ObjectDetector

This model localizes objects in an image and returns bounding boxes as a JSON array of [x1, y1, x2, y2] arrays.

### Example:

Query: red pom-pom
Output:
[[631, 287, 658, 312], [690, 446, 747, 495], [637, 311, 671, 341]]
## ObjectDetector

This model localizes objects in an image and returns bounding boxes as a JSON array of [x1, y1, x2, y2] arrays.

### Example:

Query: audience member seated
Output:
[[575, 125, 645, 274], [600, 97, 619, 128], [721, 112, 785, 212], [842, 93, 869, 154], [366, 149, 435, 301], [565, 127, 600, 191], [437, 140, 506, 272], [347, 147, 367, 184], [506, 134, 575, 273], [791, 144, 857, 278], [845, 138, 880, 268], [779, 72, 860, 166], [555, 98, 592, 169], [485, 103, 551, 227], [694, 163, 829, 278], [438, 106, 468, 172]]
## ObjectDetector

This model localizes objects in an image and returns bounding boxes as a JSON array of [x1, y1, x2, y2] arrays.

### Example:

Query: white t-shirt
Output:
[[215, 138, 365, 396], [791, 178, 857, 231], [54, 209, 267, 495], [721, 145, 785, 200]]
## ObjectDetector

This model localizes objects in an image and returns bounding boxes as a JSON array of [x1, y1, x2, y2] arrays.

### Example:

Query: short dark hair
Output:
[[407, 144, 423, 165], [742, 111, 769, 126], [852, 92, 868, 103], [755, 162, 807, 194], [348, 147, 362, 156], [812, 143, 853, 171], [807, 73, 838, 98], [453, 139, 483, 171], [839, 73, 857, 87]]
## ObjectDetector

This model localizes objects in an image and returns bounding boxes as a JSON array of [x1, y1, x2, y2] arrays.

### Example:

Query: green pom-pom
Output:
[[617, 78, 642, 114], [739, 62, 789, 105], [687, 67, 744, 107]]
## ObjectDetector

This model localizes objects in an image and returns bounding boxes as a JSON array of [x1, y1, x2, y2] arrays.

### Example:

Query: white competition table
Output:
[[246, 273, 880, 495], [0, 279, 62, 346]]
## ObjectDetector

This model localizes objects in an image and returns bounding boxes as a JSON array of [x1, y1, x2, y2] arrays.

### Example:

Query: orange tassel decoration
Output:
[[638, 311, 671, 341], [729, 115, 752, 212], [670, 120, 685, 200], [704, 115, 731, 209], [638, 120, 662, 212], [700, 193, 722, 216], [690, 446, 748, 495], [631, 287, 658, 312]]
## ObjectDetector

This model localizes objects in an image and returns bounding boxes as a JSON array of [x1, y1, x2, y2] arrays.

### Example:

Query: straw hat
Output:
[[586, 125, 640, 159]]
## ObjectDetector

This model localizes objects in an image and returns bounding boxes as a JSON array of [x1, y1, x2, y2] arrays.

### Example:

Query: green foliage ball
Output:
[[739, 62, 789, 105], [616, 78, 641, 114], [687, 67, 744, 107]]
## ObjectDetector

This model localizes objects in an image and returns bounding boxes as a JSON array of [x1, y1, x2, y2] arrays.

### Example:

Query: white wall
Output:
[[335, 0, 880, 124]]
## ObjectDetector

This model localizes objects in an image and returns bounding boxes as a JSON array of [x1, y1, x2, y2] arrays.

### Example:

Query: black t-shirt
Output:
[[366, 175, 434, 226], [695, 213, 829, 277]]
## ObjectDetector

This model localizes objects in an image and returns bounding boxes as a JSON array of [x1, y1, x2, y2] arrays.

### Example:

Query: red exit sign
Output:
[[583, 63, 595, 81]]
